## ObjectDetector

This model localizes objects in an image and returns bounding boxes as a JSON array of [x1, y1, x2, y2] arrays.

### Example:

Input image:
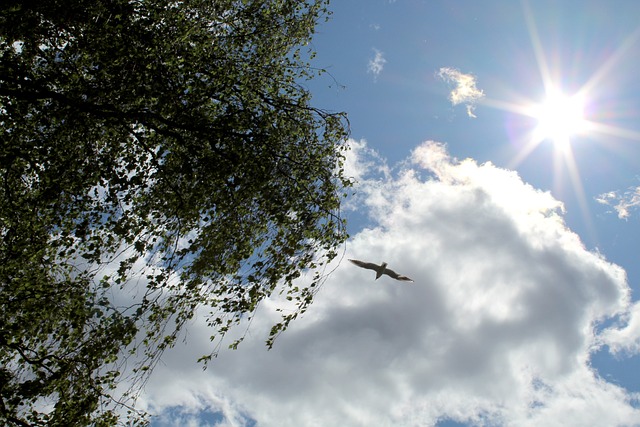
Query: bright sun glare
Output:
[[485, 2, 640, 243], [530, 89, 588, 149]]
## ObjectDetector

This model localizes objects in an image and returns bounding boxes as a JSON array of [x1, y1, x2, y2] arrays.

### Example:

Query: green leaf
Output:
[[0, 0, 348, 424]]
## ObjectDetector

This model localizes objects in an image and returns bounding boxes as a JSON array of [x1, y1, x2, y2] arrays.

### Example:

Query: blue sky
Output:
[[143, 1, 640, 426]]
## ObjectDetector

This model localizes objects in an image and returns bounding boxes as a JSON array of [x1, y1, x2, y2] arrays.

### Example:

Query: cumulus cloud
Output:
[[368, 49, 387, 80], [138, 140, 640, 426], [596, 187, 640, 219], [438, 67, 485, 118]]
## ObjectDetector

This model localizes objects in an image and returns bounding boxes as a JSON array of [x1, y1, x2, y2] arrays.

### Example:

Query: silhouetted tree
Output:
[[0, 0, 349, 424]]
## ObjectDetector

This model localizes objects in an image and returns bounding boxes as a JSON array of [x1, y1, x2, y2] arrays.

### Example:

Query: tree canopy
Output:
[[0, 0, 349, 424]]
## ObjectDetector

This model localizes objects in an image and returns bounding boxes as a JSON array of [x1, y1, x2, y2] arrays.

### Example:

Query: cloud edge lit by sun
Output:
[[437, 67, 485, 118]]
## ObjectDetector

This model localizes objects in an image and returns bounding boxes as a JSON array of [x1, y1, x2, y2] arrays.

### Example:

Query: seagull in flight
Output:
[[348, 259, 414, 282]]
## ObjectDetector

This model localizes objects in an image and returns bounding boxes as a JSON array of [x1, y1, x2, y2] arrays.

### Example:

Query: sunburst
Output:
[[528, 89, 589, 151], [477, 1, 640, 241]]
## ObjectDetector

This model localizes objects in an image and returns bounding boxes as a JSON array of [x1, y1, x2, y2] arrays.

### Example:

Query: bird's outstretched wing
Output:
[[348, 259, 379, 271], [383, 267, 414, 282], [349, 259, 414, 282]]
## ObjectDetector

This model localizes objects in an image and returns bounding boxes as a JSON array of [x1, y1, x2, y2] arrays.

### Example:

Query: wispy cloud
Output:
[[596, 187, 640, 219], [367, 49, 386, 80], [438, 67, 485, 118], [136, 140, 640, 427]]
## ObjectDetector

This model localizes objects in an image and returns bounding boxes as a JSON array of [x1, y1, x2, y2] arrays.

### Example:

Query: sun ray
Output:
[[521, 0, 554, 93], [587, 121, 640, 142], [479, 97, 532, 117], [551, 146, 564, 192], [580, 26, 640, 96], [560, 144, 598, 242], [507, 131, 544, 170]]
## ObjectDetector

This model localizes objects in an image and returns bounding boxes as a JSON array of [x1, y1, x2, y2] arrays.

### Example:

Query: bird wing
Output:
[[348, 259, 379, 271], [383, 267, 414, 282]]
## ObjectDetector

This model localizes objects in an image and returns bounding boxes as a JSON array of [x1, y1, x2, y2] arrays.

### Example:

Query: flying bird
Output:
[[348, 259, 414, 282]]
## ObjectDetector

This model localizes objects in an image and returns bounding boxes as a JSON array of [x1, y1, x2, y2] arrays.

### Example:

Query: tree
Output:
[[0, 0, 350, 424]]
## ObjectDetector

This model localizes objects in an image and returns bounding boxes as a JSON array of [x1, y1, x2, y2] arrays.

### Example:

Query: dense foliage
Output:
[[0, 0, 349, 424]]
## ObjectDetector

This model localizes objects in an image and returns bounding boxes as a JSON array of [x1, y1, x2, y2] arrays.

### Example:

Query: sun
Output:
[[478, 2, 640, 245], [529, 89, 588, 150]]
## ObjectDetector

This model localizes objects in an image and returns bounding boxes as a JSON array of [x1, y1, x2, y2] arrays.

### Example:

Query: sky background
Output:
[[141, 1, 640, 425]]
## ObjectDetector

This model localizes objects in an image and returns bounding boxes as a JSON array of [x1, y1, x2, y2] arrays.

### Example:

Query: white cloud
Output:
[[438, 67, 485, 118], [368, 49, 387, 80], [137, 140, 640, 427], [596, 187, 640, 219], [601, 302, 640, 355]]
